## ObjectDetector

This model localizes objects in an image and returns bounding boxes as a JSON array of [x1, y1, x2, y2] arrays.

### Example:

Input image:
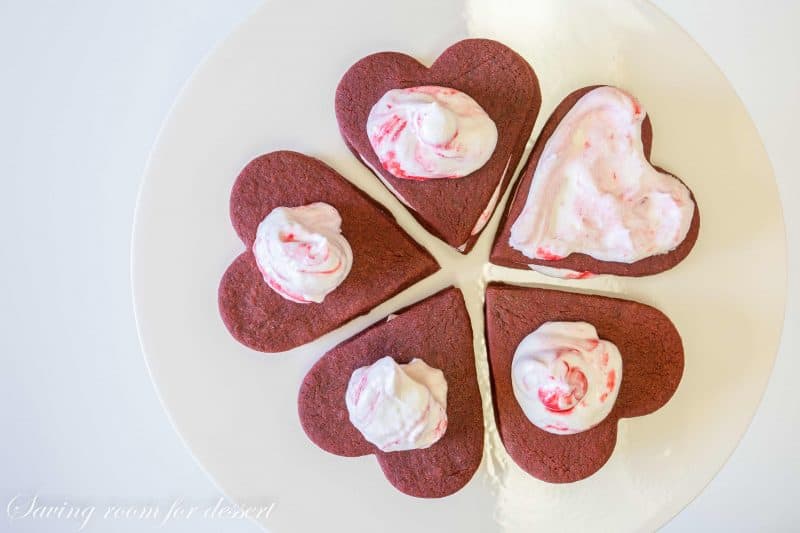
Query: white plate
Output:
[[132, 0, 786, 531]]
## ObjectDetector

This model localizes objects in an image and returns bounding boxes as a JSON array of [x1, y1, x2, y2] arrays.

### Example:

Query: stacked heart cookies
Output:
[[218, 39, 699, 497]]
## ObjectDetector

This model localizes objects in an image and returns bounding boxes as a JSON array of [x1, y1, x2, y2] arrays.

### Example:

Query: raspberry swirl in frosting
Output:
[[366, 86, 498, 180], [512, 322, 622, 435], [252, 202, 353, 304], [509, 86, 694, 263], [345, 356, 448, 452]]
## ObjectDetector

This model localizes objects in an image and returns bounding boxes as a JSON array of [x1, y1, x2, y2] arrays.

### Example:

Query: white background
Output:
[[0, 1, 797, 532]]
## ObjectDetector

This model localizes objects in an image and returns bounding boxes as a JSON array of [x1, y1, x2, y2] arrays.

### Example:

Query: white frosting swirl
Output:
[[252, 203, 352, 304], [345, 356, 448, 452], [509, 86, 694, 263], [512, 322, 622, 435], [366, 86, 498, 180]]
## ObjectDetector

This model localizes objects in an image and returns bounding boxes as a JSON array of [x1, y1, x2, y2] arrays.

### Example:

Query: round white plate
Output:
[[132, 0, 786, 531]]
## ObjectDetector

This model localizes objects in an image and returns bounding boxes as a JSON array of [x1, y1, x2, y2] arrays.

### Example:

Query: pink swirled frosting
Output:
[[366, 86, 498, 180], [512, 321, 622, 435], [509, 86, 694, 263], [345, 356, 448, 452], [252, 203, 352, 304]]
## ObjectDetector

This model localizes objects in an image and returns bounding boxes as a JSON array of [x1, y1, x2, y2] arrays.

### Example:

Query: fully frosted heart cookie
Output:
[[336, 39, 541, 253], [218, 151, 439, 353], [485, 283, 684, 483], [298, 288, 483, 498], [491, 86, 700, 277]]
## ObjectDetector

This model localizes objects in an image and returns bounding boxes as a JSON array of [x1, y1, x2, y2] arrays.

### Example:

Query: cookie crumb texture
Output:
[[485, 283, 684, 483], [337, 38, 541, 252], [491, 85, 700, 275], [218, 151, 439, 353], [298, 288, 484, 498]]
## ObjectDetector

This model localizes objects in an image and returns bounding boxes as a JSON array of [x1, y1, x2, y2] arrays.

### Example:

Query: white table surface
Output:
[[1, 1, 797, 532]]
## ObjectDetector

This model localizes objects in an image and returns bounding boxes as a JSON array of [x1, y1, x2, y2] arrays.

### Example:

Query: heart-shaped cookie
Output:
[[491, 86, 700, 276], [218, 151, 439, 353], [298, 288, 483, 498], [336, 39, 541, 253], [485, 283, 684, 483]]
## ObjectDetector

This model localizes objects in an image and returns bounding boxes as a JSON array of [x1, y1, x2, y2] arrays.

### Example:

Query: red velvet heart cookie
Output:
[[485, 283, 684, 483], [336, 39, 541, 253], [298, 287, 483, 498], [218, 151, 439, 353], [491, 86, 700, 276]]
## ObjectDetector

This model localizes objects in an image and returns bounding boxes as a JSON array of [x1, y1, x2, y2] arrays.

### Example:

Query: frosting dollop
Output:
[[366, 86, 498, 180], [512, 322, 622, 435], [509, 86, 694, 263], [252, 202, 352, 304], [345, 356, 448, 452]]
